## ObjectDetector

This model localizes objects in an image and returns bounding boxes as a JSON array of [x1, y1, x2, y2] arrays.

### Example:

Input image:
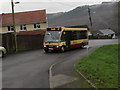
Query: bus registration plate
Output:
[[49, 48, 53, 50]]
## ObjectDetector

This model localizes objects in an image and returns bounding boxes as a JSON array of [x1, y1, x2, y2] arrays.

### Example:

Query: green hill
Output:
[[47, 2, 119, 34]]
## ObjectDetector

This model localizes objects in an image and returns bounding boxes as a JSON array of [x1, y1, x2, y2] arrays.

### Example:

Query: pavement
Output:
[[49, 46, 99, 89]]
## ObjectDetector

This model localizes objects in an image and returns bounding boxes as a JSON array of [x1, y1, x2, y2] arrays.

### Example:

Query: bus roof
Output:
[[65, 25, 89, 28], [61, 27, 88, 31]]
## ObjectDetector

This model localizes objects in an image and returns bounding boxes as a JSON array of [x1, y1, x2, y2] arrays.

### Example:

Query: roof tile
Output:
[[2, 10, 46, 26]]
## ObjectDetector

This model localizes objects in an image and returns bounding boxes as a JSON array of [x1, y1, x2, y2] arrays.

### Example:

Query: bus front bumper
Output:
[[44, 46, 62, 51]]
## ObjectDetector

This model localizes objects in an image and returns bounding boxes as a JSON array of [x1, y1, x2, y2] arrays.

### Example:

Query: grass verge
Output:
[[75, 44, 119, 88]]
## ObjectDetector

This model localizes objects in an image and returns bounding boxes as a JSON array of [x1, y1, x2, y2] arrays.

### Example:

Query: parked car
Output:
[[0, 46, 7, 57]]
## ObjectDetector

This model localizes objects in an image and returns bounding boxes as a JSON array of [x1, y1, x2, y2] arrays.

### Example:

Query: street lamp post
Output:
[[11, 0, 19, 52]]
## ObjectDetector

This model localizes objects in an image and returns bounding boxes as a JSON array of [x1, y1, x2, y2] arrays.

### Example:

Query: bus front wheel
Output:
[[60, 46, 65, 53]]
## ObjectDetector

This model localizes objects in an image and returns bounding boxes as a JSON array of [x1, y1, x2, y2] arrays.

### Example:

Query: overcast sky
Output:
[[0, 0, 116, 14]]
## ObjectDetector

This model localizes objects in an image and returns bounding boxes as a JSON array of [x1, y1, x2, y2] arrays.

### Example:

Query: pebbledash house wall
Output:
[[1, 23, 48, 33], [1, 9, 48, 34]]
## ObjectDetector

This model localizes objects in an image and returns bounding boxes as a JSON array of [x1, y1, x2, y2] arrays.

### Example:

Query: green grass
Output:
[[75, 44, 119, 88]]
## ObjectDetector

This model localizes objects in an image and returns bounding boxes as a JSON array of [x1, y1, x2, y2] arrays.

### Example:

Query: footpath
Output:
[[49, 46, 99, 89]]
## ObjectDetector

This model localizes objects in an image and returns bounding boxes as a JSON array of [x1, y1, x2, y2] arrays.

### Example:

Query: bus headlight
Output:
[[44, 45, 46, 47], [56, 46, 59, 48]]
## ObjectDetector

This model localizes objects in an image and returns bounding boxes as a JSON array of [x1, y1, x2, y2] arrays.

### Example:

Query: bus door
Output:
[[65, 31, 71, 48]]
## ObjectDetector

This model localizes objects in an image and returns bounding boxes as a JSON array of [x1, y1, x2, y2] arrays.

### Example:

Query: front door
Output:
[[65, 31, 71, 48]]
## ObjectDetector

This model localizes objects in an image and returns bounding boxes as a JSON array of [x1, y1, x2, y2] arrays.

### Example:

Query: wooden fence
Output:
[[1, 30, 45, 53]]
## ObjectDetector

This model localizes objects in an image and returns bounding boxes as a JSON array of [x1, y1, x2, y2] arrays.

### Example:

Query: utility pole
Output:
[[86, 6, 93, 56], [88, 6, 93, 28], [11, 0, 18, 52]]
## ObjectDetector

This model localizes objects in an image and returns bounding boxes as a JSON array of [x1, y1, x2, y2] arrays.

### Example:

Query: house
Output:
[[99, 29, 116, 39], [93, 29, 116, 39], [0, 10, 48, 52], [0, 9, 48, 34]]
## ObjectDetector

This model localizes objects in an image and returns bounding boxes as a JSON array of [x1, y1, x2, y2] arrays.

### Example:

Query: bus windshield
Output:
[[44, 31, 61, 42]]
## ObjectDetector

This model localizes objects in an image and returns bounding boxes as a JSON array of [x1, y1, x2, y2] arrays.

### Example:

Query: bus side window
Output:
[[79, 31, 87, 39], [61, 32, 66, 41], [71, 31, 77, 40], [77, 31, 80, 39]]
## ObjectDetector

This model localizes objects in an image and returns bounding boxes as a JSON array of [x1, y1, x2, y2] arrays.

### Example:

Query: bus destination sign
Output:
[[47, 28, 61, 31]]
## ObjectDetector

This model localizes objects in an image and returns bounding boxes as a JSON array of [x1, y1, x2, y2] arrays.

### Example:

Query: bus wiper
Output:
[[45, 41, 54, 43]]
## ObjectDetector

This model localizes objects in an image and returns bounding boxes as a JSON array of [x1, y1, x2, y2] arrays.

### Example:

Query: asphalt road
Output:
[[2, 39, 118, 88]]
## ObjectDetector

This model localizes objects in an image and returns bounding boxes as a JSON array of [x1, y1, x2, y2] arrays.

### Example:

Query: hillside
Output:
[[47, 2, 119, 34]]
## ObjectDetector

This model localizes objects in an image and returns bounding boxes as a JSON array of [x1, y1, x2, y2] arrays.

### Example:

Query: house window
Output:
[[34, 23, 40, 30], [20, 25, 26, 31], [8, 26, 14, 32]]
